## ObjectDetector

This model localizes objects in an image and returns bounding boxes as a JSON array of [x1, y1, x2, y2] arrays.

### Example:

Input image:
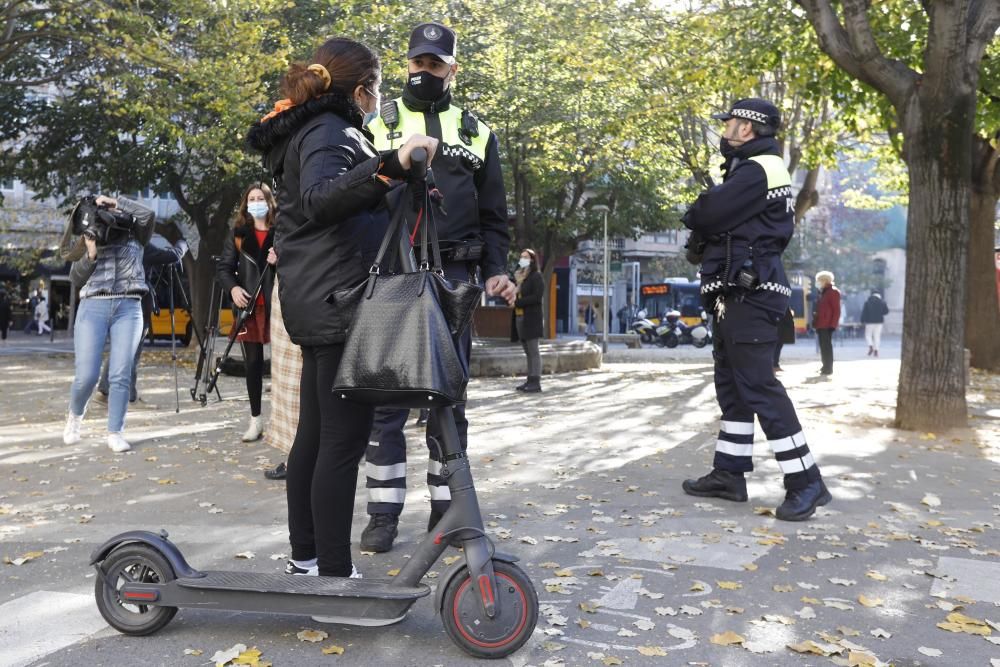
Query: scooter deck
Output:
[[176, 571, 430, 600]]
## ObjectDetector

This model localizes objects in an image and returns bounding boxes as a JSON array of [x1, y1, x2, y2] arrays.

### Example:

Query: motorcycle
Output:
[[656, 310, 712, 348], [630, 308, 657, 344]]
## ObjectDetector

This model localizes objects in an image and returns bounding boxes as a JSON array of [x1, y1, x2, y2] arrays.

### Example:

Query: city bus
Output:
[[640, 279, 811, 333]]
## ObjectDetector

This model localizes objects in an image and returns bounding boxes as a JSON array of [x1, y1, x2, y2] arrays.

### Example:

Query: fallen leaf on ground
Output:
[[936, 612, 991, 636], [865, 571, 888, 581], [710, 631, 745, 646], [858, 595, 884, 608], [921, 494, 941, 507], [637, 646, 667, 656], [917, 647, 942, 657], [184, 648, 203, 656], [386, 568, 400, 576], [210, 644, 246, 666], [602, 657, 623, 666], [321, 645, 344, 655], [870, 628, 892, 638], [787, 640, 842, 657], [773, 584, 794, 593], [717, 581, 742, 590], [235, 552, 255, 560], [847, 650, 881, 666], [297, 629, 328, 643], [3, 550, 44, 566]]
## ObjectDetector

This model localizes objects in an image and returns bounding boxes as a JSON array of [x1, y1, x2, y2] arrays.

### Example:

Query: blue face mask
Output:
[[247, 202, 269, 219], [362, 88, 380, 127]]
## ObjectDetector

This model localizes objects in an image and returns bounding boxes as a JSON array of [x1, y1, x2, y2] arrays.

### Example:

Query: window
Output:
[[0, 179, 14, 190]]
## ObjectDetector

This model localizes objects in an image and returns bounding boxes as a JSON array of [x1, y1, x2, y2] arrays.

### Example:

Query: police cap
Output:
[[711, 98, 781, 132], [407, 22, 457, 64]]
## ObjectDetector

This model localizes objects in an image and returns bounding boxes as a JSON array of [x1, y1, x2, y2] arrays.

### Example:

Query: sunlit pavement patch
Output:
[[0, 591, 108, 667], [930, 556, 1000, 603], [578, 534, 772, 572]]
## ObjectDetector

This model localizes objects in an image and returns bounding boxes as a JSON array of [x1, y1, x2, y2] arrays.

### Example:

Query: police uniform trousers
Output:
[[365, 261, 474, 516], [711, 296, 821, 490]]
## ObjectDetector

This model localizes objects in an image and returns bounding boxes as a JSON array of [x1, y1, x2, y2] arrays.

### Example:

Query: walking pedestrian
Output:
[[860, 290, 889, 357], [680, 98, 832, 521], [359, 21, 514, 553], [23, 287, 41, 334], [0, 288, 11, 344], [262, 275, 299, 480], [59, 194, 155, 452], [511, 249, 544, 393], [246, 35, 440, 579], [585, 303, 597, 334], [773, 307, 795, 372], [35, 295, 51, 335], [217, 184, 278, 442], [813, 271, 841, 376]]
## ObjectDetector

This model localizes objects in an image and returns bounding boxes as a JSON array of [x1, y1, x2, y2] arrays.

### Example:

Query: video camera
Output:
[[71, 196, 136, 245]]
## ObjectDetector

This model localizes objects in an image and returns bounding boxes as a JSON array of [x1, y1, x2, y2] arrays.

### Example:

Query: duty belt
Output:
[[701, 281, 792, 298]]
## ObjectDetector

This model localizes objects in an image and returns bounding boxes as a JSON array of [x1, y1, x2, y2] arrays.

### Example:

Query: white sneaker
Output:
[[107, 432, 131, 453], [63, 412, 83, 445], [241, 415, 263, 442], [350, 564, 362, 579]]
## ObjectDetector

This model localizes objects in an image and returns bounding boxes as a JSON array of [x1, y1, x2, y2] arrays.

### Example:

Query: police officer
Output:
[[681, 98, 832, 521], [361, 22, 514, 551]]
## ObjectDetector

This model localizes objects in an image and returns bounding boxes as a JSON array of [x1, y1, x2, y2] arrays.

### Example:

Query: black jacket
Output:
[[216, 226, 275, 321], [510, 271, 545, 342], [246, 92, 399, 346], [683, 136, 793, 316], [860, 295, 889, 324]]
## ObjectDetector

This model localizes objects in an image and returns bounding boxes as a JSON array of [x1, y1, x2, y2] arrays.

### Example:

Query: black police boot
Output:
[[263, 461, 286, 480], [775, 478, 832, 521], [682, 469, 748, 502], [521, 376, 542, 393], [360, 513, 399, 553], [515, 376, 529, 391], [415, 409, 429, 427]]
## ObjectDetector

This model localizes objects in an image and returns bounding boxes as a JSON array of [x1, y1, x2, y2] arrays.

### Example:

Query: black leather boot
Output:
[[682, 469, 748, 502], [360, 513, 399, 552], [776, 478, 832, 521], [521, 376, 542, 393], [263, 461, 286, 480], [515, 376, 529, 391]]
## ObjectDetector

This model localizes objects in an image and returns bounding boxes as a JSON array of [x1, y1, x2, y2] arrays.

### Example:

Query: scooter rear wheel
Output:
[[441, 560, 538, 658], [94, 544, 177, 636], [664, 334, 679, 348], [693, 337, 708, 348]]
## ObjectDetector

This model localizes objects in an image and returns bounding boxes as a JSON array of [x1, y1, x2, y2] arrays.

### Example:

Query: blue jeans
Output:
[[69, 298, 143, 432]]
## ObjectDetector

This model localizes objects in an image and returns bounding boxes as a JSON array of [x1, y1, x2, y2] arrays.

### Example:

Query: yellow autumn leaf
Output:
[[865, 570, 888, 581], [773, 584, 794, 592], [321, 644, 345, 655], [787, 640, 838, 656], [554, 569, 574, 577], [387, 568, 400, 577], [858, 595, 883, 608], [710, 631, 745, 646], [689, 581, 706, 592], [297, 629, 328, 643], [848, 650, 879, 666], [232, 647, 263, 665], [637, 645, 668, 656], [742, 563, 758, 571], [717, 581, 742, 590], [602, 657, 623, 666], [443, 555, 461, 565]]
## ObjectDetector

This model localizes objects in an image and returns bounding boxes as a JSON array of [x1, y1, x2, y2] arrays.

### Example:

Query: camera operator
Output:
[[94, 233, 189, 406], [59, 194, 155, 452], [680, 99, 831, 521]]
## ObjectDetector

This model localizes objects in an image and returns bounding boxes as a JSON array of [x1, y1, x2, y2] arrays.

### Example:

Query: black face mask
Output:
[[405, 70, 447, 102], [719, 136, 740, 158]]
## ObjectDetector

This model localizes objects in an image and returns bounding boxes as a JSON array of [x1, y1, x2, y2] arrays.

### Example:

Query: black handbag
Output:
[[327, 186, 481, 408]]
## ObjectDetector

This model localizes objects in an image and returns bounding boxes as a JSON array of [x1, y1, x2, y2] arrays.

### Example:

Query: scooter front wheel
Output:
[[94, 543, 178, 636], [441, 560, 538, 659]]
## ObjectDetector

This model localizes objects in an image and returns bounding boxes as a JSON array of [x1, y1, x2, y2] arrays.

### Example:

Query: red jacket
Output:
[[814, 286, 841, 330]]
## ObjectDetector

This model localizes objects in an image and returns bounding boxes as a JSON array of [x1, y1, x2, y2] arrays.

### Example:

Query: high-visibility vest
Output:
[[367, 99, 491, 171], [748, 154, 793, 211]]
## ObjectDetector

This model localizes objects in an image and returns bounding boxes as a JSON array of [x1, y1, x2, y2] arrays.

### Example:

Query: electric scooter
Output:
[[90, 149, 539, 659]]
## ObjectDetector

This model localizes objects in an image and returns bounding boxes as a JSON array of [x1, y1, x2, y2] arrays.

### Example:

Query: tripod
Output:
[[191, 264, 225, 406], [203, 264, 273, 400]]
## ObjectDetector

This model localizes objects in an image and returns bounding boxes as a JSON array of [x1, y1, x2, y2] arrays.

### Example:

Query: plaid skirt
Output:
[[264, 280, 301, 454]]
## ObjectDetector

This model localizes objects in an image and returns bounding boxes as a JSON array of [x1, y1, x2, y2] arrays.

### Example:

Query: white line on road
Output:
[[0, 590, 108, 667]]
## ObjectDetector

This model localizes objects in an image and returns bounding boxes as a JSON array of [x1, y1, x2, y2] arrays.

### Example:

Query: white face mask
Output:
[[247, 202, 269, 219], [518, 258, 531, 269]]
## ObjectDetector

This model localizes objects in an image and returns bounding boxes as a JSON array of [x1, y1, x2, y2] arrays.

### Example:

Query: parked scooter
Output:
[[656, 310, 712, 348], [630, 308, 657, 343]]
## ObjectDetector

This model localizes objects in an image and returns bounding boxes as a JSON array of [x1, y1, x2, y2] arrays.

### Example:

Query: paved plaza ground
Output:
[[1, 333, 999, 666]]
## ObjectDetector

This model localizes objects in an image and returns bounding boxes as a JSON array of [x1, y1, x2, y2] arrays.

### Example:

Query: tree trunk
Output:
[[895, 96, 973, 430], [965, 137, 1000, 371]]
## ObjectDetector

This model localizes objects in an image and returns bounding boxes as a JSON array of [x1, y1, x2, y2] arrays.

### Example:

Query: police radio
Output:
[[458, 110, 479, 146], [381, 100, 403, 144]]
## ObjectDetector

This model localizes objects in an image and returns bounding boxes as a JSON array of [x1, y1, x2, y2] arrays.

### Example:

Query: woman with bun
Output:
[[247, 37, 438, 581]]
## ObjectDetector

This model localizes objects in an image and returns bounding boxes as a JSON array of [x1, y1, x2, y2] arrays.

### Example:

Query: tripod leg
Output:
[[169, 269, 179, 413]]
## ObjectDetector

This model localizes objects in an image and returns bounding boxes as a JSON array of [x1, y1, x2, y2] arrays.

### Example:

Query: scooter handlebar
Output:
[[409, 147, 428, 182]]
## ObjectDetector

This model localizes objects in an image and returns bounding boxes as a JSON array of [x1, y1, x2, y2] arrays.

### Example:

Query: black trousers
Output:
[[287, 343, 373, 576], [363, 261, 473, 517], [240, 341, 264, 417], [817, 328, 834, 374], [711, 298, 820, 490]]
